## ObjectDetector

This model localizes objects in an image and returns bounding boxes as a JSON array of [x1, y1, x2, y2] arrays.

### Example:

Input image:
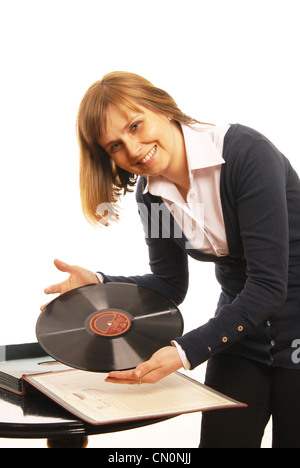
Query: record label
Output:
[[88, 310, 131, 337]]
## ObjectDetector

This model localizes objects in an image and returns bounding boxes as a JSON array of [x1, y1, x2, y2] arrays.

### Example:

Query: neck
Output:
[[164, 123, 190, 200], [165, 164, 190, 201]]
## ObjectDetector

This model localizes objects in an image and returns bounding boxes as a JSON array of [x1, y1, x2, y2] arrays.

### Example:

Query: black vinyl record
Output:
[[36, 282, 184, 372]]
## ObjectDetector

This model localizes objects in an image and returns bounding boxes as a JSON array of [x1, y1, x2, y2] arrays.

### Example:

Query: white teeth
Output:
[[139, 146, 157, 164]]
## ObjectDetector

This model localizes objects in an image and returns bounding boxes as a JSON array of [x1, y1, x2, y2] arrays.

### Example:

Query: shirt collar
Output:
[[143, 123, 225, 196], [182, 124, 225, 170]]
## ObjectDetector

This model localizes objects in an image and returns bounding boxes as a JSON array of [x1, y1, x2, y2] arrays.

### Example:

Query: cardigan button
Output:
[[238, 326, 244, 332], [222, 337, 228, 343]]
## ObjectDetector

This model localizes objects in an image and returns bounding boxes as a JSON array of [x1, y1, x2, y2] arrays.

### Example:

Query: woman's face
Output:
[[98, 104, 184, 178]]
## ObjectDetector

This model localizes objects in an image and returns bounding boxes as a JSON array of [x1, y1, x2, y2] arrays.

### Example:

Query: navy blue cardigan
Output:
[[101, 124, 300, 370]]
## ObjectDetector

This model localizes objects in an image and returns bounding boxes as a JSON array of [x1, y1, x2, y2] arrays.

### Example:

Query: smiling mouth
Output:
[[138, 145, 157, 165]]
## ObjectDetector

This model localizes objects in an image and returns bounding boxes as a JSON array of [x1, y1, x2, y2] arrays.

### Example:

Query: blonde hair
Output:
[[77, 71, 201, 226]]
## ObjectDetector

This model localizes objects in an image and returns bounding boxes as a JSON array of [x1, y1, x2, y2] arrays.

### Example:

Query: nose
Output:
[[125, 137, 143, 160]]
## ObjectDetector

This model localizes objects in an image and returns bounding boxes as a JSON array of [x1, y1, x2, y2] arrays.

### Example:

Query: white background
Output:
[[0, 0, 299, 448]]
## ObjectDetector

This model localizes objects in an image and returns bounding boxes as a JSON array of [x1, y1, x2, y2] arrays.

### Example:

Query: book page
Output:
[[26, 370, 244, 425]]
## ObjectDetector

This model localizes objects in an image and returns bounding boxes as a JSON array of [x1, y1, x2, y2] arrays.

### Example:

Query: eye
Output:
[[130, 121, 141, 132], [109, 142, 122, 153]]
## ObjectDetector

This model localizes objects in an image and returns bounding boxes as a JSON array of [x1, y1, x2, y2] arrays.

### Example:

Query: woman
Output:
[[42, 71, 300, 448]]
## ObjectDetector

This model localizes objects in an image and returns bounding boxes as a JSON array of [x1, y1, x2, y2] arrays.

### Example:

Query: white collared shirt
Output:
[[146, 123, 230, 257]]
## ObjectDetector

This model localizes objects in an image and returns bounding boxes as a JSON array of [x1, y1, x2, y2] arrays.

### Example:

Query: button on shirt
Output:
[[146, 123, 230, 257]]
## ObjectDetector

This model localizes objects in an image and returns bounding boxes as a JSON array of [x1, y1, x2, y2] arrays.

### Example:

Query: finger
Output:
[[106, 361, 156, 386], [40, 301, 50, 311], [105, 376, 142, 385], [44, 281, 65, 294], [53, 259, 78, 274], [40, 295, 57, 311], [132, 359, 158, 380], [107, 362, 152, 380], [105, 369, 142, 385], [107, 369, 137, 380]]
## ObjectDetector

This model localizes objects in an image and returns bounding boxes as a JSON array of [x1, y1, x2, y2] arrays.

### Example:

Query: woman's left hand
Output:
[[105, 346, 183, 385]]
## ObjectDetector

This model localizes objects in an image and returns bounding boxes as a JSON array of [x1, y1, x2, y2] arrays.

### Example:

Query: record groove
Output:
[[36, 282, 183, 372]]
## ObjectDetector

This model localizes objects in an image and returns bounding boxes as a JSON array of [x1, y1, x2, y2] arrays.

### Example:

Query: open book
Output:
[[0, 343, 246, 426]]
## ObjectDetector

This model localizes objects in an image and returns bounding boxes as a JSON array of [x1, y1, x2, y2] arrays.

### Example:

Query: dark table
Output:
[[0, 386, 170, 448]]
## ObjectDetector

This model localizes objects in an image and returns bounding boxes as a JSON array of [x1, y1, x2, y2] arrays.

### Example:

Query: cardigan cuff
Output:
[[175, 304, 248, 369]]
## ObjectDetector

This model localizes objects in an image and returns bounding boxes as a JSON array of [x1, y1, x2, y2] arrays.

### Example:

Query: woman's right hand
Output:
[[40, 259, 100, 310]]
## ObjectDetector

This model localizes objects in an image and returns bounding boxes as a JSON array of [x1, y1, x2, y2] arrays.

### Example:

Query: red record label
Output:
[[89, 310, 131, 337]]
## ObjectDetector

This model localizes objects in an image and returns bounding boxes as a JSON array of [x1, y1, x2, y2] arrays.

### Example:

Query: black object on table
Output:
[[0, 385, 170, 448]]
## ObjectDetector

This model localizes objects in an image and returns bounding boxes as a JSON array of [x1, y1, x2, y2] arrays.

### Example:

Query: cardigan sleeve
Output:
[[176, 138, 290, 369]]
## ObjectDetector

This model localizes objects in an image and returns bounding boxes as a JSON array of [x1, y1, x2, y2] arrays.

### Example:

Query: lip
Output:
[[138, 145, 158, 167]]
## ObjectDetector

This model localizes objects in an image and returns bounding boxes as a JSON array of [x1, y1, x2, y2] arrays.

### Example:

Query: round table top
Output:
[[0, 386, 168, 439]]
